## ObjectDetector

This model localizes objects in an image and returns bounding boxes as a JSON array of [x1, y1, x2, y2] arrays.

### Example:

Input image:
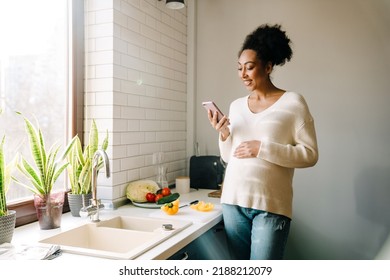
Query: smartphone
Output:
[[202, 101, 224, 122]]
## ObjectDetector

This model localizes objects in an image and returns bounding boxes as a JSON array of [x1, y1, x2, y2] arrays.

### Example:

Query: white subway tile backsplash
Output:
[[95, 91, 113, 105], [126, 94, 141, 106], [87, 77, 113, 92], [140, 142, 161, 154], [126, 43, 141, 57], [85, 0, 187, 203], [140, 72, 161, 87], [140, 166, 155, 181], [113, 65, 127, 80], [140, 120, 161, 131], [121, 106, 145, 119], [88, 0, 113, 11], [112, 145, 128, 159], [140, 96, 161, 109], [120, 131, 145, 145], [95, 9, 114, 24], [173, 49, 187, 64], [113, 10, 127, 27], [121, 1, 145, 23], [112, 170, 128, 185], [96, 64, 113, 78], [120, 54, 145, 71], [127, 169, 141, 182], [112, 119, 128, 131], [121, 28, 145, 47], [88, 105, 113, 119], [156, 65, 174, 79], [126, 144, 141, 157], [127, 68, 141, 82], [140, 0, 161, 20], [144, 132, 156, 142], [140, 24, 161, 42], [114, 38, 128, 54], [121, 155, 145, 169], [88, 51, 114, 65], [120, 79, 145, 94], [88, 23, 114, 38], [140, 48, 161, 64], [126, 120, 140, 131], [96, 37, 114, 51], [145, 14, 157, 29]]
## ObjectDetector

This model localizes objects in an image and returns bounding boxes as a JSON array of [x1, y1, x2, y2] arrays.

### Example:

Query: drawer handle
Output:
[[181, 252, 189, 260]]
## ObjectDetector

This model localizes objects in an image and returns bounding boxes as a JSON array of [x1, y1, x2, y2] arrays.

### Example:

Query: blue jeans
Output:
[[222, 204, 291, 260]]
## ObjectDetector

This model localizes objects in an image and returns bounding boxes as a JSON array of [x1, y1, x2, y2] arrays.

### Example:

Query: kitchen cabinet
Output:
[[168, 221, 232, 260]]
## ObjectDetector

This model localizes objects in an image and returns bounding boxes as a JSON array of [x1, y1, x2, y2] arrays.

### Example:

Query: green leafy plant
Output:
[[13, 113, 77, 196], [0, 136, 18, 217], [67, 119, 108, 194]]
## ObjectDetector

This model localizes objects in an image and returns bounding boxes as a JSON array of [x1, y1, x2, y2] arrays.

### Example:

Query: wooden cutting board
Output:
[[207, 189, 221, 198]]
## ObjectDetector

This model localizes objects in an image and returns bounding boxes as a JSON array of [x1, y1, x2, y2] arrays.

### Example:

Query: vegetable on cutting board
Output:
[[156, 192, 180, 204], [161, 199, 179, 215], [190, 201, 214, 212]]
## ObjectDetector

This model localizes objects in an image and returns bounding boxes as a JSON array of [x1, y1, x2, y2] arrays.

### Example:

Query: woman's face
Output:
[[237, 49, 271, 92]]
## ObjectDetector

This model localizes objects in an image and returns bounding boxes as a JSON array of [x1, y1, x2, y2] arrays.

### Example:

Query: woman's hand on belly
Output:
[[233, 140, 261, 158]]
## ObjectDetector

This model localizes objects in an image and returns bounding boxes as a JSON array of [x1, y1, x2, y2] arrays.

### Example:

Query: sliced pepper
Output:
[[161, 199, 179, 215], [190, 201, 214, 212]]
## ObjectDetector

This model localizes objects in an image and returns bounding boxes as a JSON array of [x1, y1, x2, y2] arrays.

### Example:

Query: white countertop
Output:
[[10, 188, 222, 260]]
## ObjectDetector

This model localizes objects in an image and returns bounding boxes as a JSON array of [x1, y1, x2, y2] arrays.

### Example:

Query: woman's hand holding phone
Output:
[[202, 101, 230, 141]]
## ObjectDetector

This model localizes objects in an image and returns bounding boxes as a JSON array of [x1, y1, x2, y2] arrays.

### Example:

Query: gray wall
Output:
[[193, 0, 390, 259]]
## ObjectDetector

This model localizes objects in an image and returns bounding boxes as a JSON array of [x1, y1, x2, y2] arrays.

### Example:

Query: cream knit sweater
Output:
[[219, 92, 318, 219]]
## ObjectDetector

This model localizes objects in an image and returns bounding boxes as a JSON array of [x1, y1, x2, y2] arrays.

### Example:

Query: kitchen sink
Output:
[[39, 216, 192, 259]]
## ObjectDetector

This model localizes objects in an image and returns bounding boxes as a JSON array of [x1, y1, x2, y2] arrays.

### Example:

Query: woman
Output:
[[208, 24, 318, 259]]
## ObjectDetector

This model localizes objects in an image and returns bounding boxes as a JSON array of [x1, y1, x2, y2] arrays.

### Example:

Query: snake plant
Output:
[[67, 119, 108, 194], [0, 136, 18, 216], [13, 113, 77, 196]]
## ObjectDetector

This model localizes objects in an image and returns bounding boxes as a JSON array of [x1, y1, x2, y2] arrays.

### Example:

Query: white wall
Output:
[[84, 0, 188, 207], [195, 0, 390, 259]]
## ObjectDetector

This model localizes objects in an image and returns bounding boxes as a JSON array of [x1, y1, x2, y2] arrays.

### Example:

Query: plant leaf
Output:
[[88, 119, 99, 160], [17, 157, 45, 195], [23, 117, 45, 182], [0, 136, 6, 214]]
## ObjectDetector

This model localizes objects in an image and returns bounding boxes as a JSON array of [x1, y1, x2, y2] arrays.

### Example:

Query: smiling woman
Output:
[[0, 0, 83, 226]]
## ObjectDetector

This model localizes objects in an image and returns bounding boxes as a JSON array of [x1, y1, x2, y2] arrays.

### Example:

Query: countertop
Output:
[[10, 188, 222, 260]]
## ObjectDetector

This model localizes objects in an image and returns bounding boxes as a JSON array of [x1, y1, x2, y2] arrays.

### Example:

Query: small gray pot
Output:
[[0, 210, 16, 244], [68, 193, 92, 217]]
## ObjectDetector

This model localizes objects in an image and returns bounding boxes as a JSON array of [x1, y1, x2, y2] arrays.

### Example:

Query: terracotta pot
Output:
[[67, 192, 92, 217], [34, 192, 64, 230], [0, 210, 16, 244]]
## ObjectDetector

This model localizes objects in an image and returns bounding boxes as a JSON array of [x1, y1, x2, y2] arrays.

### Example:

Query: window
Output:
[[0, 0, 83, 225]]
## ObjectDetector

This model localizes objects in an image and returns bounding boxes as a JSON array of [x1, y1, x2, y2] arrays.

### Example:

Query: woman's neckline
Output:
[[246, 91, 289, 115]]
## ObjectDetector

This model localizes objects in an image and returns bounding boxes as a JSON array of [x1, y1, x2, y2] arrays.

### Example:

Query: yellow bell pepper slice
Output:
[[190, 201, 214, 212], [161, 199, 179, 215]]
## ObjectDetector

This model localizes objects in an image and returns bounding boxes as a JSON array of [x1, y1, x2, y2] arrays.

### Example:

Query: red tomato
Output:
[[145, 192, 156, 203], [154, 194, 164, 203], [161, 187, 171, 197]]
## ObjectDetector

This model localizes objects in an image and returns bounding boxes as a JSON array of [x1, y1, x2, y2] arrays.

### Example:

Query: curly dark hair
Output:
[[239, 24, 293, 66]]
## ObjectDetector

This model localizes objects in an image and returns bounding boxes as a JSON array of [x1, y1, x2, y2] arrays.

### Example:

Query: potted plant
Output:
[[0, 136, 18, 244], [13, 113, 76, 230], [66, 119, 108, 217]]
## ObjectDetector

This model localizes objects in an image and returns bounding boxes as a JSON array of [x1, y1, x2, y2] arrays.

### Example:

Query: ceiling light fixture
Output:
[[165, 0, 185, 10]]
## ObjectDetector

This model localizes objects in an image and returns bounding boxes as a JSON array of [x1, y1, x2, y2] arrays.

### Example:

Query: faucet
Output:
[[79, 149, 110, 222]]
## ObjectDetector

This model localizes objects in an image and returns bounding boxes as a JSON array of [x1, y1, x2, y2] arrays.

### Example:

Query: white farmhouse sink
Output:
[[39, 216, 192, 259]]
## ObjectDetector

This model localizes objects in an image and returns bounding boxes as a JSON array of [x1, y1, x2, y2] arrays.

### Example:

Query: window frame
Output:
[[7, 0, 84, 227]]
